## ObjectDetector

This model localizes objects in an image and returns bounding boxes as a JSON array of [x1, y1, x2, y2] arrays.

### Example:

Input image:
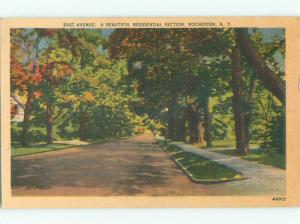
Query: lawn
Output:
[[158, 143, 244, 183], [11, 136, 130, 157], [194, 139, 285, 169], [11, 143, 76, 157], [163, 144, 182, 153], [213, 148, 286, 169], [172, 151, 243, 182], [158, 138, 285, 169], [197, 139, 258, 149]]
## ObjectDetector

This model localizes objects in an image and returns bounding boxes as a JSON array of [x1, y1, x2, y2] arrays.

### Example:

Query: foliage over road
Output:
[[11, 28, 285, 160]]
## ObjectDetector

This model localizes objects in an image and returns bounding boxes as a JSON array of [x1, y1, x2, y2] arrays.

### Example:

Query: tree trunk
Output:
[[244, 77, 256, 147], [79, 112, 88, 141], [231, 47, 249, 155], [187, 105, 203, 144], [45, 64, 55, 145], [235, 28, 285, 103], [203, 96, 212, 147], [21, 88, 33, 147], [176, 110, 186, 142], [46, 102, 54, 144], [167, 99, 177, 140], [167, 113, 176, 140]]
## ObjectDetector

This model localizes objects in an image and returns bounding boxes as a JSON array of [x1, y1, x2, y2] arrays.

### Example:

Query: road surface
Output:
[[12, 133, 285, 196]]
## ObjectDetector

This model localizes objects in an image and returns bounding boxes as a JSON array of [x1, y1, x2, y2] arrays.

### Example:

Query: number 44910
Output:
[[272, 196, 286, 201]]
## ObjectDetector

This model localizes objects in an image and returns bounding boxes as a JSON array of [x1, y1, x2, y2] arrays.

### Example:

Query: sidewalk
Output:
[[170, 141, 286, 195]]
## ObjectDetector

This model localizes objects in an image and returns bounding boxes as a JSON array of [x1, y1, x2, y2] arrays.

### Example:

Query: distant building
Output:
[[11, 96, 24, 122]]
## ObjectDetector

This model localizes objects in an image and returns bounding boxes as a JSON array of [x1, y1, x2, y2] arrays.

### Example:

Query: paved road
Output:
[[12, 133, 285, 196]]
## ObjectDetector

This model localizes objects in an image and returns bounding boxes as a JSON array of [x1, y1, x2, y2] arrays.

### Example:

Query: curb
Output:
[[171, 156, 247, 184], [157, 139, 248, 184]]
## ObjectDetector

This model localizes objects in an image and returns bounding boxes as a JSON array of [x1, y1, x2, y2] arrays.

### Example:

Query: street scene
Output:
[[11, 28, 285, 196]]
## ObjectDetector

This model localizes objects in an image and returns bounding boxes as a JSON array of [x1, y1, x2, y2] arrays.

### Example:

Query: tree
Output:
[[11, 29, 44, 146], [10, 27, 285, 159], [39, 47, 73, 144], [107, 28, 226, 144], [235, 28, 285, 103], [231, 47, 249, 155]]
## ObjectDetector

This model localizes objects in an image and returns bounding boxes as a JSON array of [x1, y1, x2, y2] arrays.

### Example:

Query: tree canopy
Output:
[[11, 27, 285, 156]]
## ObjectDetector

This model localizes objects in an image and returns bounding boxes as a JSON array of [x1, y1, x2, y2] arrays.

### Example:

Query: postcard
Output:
[[1, 17, 300, 208]]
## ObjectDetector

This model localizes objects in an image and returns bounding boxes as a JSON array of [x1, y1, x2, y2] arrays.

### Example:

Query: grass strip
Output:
[[11, 143, 76, 157], [156, 140, 246, 184], [213, 149, 285, 169], [11, 136, 130, 157], [172, 151, 245, 183]]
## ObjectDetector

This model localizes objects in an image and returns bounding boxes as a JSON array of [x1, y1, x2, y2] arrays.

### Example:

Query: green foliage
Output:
[[163, 144, 182, 153], [10, 27, 285, 167], [210, 94, 235, 140], [11, 143, 75, 157], [11, 122, 47, 143], [252, 105, 285, 154], [172, 151, 243, 182]]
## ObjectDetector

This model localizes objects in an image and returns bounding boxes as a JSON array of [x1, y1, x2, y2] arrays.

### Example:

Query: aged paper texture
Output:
[[1, 17, 300, 208]]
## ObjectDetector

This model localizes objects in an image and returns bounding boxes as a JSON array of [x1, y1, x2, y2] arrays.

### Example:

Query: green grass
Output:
[[197, 139, 258, 149], [163, 144, 182, 153], [213, 149, 285, 169], [11, 136, 131, 157], [157, 140, 244, 182], [11, 143, 76, 157], [155, 139, 171, 146], [196, 139, 285, 169], [200, 139, 236, 148], [172, 151, 243, 182], [157, 140, 182, 153]]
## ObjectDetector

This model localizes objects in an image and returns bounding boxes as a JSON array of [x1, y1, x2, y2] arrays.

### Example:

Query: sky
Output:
[[259, 28, 285, 42]]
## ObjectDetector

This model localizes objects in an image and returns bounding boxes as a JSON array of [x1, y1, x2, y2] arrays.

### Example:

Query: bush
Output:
[[261, 111, 285, 154], [252, 109, 285, 154], [11, 122, 22, 143], [11, 122, 47, 144], [29, 128, 47, 142]]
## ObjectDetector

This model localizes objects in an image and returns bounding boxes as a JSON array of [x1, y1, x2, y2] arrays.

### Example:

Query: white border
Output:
[[0, 0, 300, 224]]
